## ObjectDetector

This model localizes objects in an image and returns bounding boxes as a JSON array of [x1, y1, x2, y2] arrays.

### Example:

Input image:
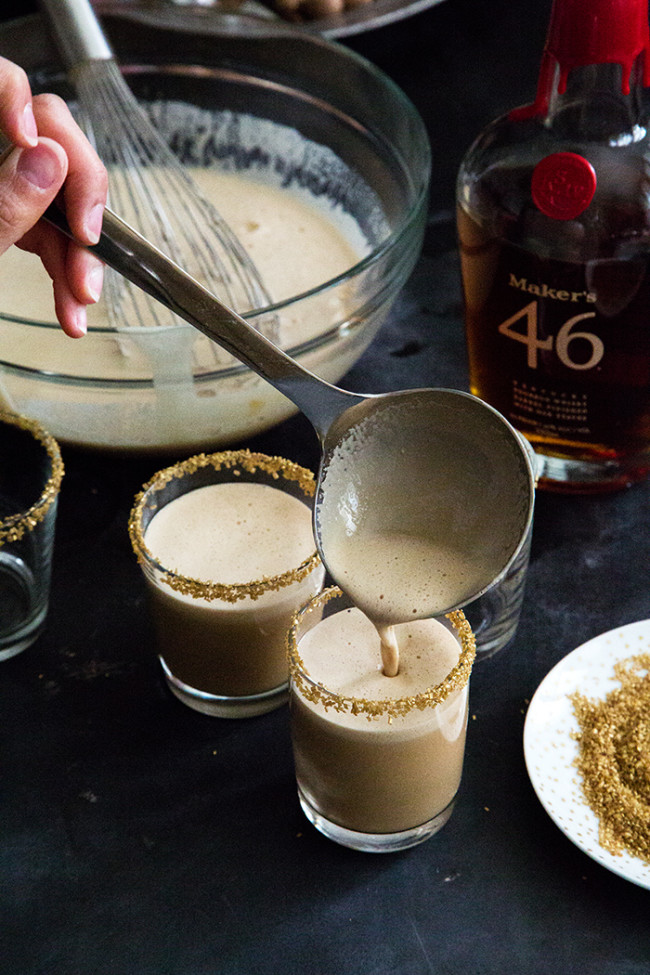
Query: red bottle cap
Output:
[[512, 0, 650, 119], [531, 152, 597, 219]]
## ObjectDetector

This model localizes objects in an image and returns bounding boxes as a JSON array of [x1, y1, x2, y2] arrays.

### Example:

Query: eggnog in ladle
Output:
[[314, 390, 532, 636]]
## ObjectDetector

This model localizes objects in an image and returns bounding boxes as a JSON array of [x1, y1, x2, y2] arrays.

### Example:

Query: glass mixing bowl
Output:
[[0, 13, 430, 452]]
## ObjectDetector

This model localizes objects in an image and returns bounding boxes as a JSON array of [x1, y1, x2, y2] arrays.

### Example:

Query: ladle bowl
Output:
[[45, 205, 536, 617], [315, 387, 535, 621]]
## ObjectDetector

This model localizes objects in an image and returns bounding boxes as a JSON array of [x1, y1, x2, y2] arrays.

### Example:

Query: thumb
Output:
[[0, 138, 67, 256]]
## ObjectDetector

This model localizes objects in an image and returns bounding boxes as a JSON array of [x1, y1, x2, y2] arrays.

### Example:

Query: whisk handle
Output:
[[38, 0, 113, 68], [43, 203, 361, 438]]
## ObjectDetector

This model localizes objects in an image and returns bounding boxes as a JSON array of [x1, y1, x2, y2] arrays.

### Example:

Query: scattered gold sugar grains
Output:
[[570, 652, 650, 865]]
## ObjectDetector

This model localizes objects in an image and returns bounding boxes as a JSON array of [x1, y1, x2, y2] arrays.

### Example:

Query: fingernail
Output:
[[84, 203, 104, 244], [87, 263, 104, 303], [22, 103, 38, 147], [16, 143, 60, 190]]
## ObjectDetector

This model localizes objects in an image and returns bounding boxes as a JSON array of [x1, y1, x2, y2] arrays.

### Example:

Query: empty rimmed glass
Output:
[[288, 587, 476, 852], [0, 411, 64, 660], [129, 449, 325, 717]]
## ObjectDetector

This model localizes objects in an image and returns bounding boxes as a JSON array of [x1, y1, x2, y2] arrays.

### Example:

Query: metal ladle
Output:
[[45, 204, 536, 618]]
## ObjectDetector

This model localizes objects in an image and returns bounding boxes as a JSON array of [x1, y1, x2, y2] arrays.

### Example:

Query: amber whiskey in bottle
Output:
[[457, 0, 650, 491]]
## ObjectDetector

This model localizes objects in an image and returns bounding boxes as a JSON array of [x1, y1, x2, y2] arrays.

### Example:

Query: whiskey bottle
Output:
[[457, 0, 650, 492]]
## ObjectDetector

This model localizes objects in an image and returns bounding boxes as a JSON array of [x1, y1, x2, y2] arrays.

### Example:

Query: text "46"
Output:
[[499, 301, 604, 370]]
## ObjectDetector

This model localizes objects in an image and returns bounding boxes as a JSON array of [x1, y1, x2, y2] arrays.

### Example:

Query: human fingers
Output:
[[18, 222, 101, 338], [54, 240, 104, 338], [0, 57, 39, 149], [0, 138, 67, 257], [1, 134, 102, 338], [32, 92, 107, 246]]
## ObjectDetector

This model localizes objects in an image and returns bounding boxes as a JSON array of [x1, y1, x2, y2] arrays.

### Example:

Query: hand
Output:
[[0, 56, 107, 337]]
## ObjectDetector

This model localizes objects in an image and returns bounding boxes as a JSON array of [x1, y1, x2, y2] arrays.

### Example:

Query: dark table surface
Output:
[[1, 2, 649, 973]]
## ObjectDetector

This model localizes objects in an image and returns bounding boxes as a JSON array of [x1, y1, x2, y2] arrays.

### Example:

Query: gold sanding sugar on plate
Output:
[[571, 653, 650, 865]]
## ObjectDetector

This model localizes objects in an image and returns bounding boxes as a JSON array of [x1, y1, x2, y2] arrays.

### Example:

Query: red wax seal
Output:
[[510, 0, 650, 120], [531, 152, 597, 220], [546, 0, 650, 95]]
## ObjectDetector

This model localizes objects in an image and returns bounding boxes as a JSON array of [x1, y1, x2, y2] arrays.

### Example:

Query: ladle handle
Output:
[[43, 204, 361, 437]]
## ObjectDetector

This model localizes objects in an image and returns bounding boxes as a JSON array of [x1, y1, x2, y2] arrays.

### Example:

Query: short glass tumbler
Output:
[[464, 434, 537, 659], [129, 450, 325, 718], [462, 513, 533, 659], [0, 411, 64, 660], [288, 588, 476, 853]]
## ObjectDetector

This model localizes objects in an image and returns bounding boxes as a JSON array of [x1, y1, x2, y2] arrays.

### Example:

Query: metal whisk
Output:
[[38, 0, 274, 341]]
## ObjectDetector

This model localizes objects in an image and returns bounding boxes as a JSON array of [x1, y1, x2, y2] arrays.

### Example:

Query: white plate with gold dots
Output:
[[523, 619, 650, 890]]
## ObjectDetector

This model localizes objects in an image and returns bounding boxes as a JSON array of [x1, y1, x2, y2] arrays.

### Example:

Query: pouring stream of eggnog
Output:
[[376, 624, 400, 677]]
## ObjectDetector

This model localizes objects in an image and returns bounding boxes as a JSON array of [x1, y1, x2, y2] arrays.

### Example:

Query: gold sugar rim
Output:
[[288, 586, 477, 718], [128, 448, 321, 603], [0, 411, 64, 548]]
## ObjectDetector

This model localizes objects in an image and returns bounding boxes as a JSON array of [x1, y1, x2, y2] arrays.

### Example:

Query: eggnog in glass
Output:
[[129, 450, 325, 717], [288, 588, 476, 852]]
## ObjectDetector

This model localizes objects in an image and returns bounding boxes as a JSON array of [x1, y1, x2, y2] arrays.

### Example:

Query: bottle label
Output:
[[461, 233, 650, 454]]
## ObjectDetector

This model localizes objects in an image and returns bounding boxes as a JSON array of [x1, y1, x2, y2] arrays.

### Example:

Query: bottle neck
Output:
[[511, 0, 650, 134], [545, 58, 647, 141]]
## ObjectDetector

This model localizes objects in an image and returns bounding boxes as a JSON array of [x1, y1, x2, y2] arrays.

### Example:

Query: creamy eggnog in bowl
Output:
[[288, 588, 476, 852], [129, 450, 325, 717]]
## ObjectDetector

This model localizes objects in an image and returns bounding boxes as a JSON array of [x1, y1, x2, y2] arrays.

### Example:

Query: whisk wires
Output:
[[73, 58, 277, 346]]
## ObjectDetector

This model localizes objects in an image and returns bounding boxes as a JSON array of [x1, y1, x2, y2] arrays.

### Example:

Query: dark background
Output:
[[1, 2, 649, 974]]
